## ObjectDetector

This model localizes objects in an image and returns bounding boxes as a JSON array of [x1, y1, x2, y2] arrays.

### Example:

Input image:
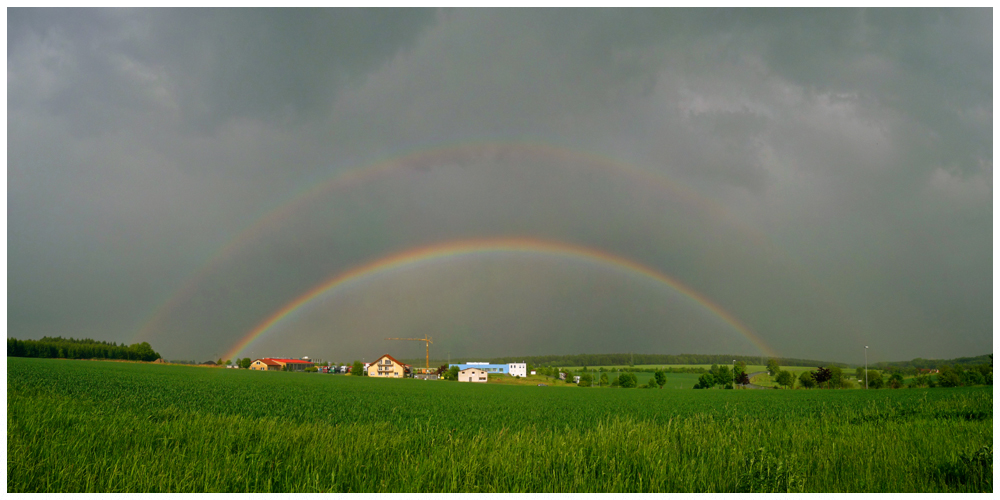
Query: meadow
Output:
[[8, 357, 992, 493]]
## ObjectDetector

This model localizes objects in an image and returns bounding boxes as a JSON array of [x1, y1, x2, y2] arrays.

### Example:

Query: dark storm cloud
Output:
[[7, 9, 991, 364], [9, 8, 436, 132]]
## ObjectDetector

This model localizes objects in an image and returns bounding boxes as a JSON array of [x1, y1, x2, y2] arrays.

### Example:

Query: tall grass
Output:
[[7, 358, 991, 492]]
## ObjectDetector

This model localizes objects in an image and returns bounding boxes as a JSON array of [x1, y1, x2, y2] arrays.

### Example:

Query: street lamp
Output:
[[865, 346, 868, 390], [733, 359, 736, 389]]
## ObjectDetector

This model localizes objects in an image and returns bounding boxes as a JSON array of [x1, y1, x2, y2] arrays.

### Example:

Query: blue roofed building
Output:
[[449, 362, 527, 377]]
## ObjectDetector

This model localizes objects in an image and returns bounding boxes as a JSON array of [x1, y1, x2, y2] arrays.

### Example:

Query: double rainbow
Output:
[[134, 141, 780, 345]]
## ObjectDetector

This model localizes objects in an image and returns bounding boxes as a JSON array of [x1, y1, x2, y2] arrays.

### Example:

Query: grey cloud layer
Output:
[[8, 9, 991, 363]]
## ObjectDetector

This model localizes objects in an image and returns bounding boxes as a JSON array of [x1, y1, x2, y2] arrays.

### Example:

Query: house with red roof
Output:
[[367, 354, 411, 378]]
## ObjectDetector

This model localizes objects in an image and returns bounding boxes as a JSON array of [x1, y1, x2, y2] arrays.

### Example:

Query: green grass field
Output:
[[8, 358, 992, 493]]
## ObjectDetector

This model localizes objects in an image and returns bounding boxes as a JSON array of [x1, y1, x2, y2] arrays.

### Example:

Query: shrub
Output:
[[617, 372, 638, 388], [798, 372, 816, 389]]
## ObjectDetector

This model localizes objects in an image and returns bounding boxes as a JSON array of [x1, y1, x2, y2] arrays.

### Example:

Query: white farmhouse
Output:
[[459, 367, 488, 383], [508, 362, 527, 378]]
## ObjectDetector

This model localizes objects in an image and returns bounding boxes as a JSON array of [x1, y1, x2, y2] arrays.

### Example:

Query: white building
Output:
[[459, 367, 488, 383], [508, 362, 527, 378]]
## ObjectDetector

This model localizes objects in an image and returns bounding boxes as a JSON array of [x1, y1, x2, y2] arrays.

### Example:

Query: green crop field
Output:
[[8, 358, 992, 493]]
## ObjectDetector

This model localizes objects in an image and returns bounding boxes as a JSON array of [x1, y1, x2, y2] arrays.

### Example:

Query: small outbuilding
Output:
[[459, 367, 488, 383]]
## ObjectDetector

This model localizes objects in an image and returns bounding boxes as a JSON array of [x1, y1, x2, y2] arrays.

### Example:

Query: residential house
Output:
[[250, 358, 282, 371], [367, 354, 410, 378]]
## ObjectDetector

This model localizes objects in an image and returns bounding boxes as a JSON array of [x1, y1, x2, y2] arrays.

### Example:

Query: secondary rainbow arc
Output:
[[223, 237, 776, 362]]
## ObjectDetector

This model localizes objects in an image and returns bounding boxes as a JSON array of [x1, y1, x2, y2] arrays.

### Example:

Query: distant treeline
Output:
[[7, 337, 160, 362], [437, 353, 851, 368], [874, 354, 992, 371], [418, 352, 994, 371]]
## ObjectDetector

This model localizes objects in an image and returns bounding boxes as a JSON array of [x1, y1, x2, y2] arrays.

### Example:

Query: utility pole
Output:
[[865, 346, 869, 389]]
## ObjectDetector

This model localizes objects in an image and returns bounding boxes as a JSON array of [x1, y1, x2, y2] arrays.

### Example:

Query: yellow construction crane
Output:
[[385, 336, 433, 369]]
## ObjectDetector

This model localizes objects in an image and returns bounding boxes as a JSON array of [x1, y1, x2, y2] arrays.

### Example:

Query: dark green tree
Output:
[[618, 372, 638, 388], [775, 370, 795, 389], [578, 373, 593, 387], [240, 357, 252, 369], [766, 359, 780, 376], [829, 366, 844, 388], [961, 368, 984, 386], [868, 370, 885, 389], [937, 365, 961, 387], [351, 360, 364, 376], [599, 372, 609, 387], [710, 365, 733, 386], [798, 371, 816, 389], [812, 367, 833, 388], [694, 373, 715, 389], [888, 372, 905, 389], [654, 370, 667, 389]]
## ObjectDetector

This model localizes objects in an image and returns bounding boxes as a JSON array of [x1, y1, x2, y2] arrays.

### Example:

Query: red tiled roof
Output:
[[255, 359, 281, 366], [373, 354, 406, 367], [266, 358, 314, 364]]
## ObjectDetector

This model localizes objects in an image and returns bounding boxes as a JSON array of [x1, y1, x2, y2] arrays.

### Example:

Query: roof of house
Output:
[[372, 354, 406, 367], [255, 358, 281, 366], [266, 358, 314, 365]]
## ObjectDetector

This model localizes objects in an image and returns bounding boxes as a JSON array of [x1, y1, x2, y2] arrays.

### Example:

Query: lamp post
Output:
[[865, 346, 868, 390], [733, 359, 736, 389]]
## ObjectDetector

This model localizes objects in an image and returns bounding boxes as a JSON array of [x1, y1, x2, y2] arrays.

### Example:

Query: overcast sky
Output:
[[8, 9, 992, 364]]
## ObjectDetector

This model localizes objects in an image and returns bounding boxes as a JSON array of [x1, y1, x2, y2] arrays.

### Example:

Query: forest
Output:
[[6, 336, 161, 362]]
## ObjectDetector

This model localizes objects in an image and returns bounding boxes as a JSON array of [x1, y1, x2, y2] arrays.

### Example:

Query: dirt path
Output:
[[741, 371, 775, 389]]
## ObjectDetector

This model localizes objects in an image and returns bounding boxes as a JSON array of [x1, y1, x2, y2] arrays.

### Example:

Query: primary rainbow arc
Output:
[[223, 237, 776, 362]]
